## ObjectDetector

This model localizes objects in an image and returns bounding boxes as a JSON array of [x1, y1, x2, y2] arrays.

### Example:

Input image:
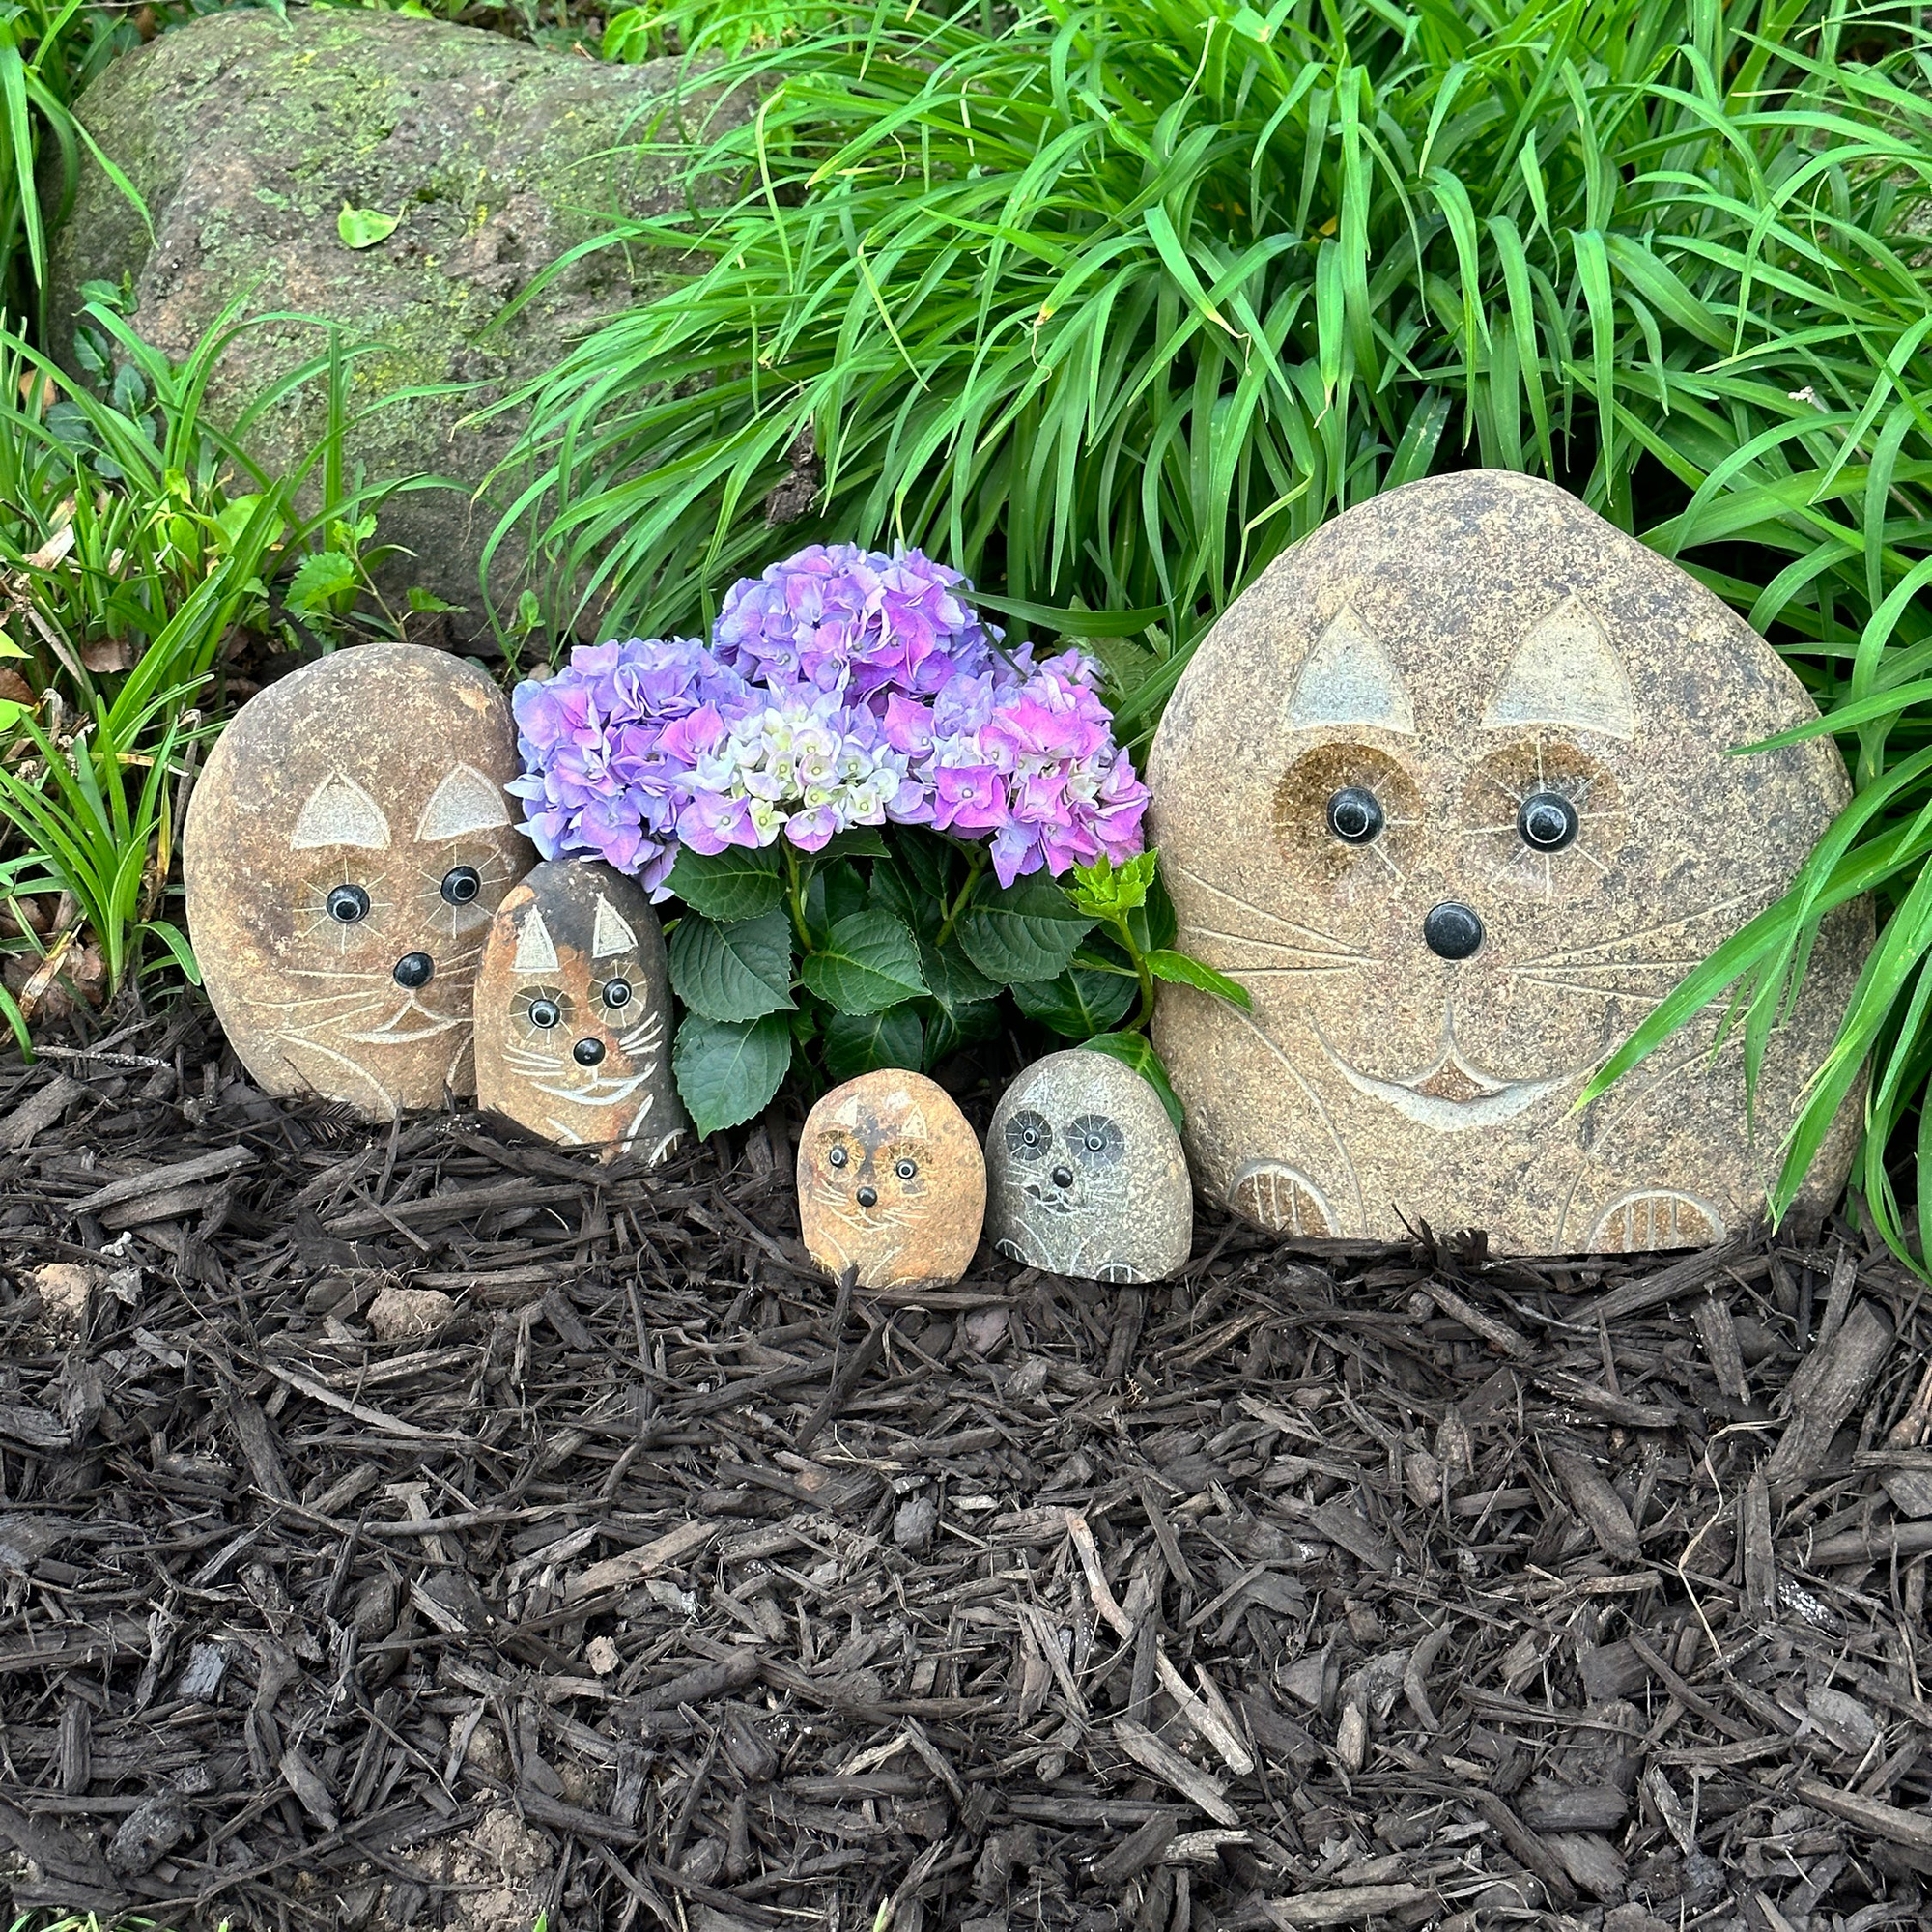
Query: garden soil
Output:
[[0, 1009, 1927, 1932]]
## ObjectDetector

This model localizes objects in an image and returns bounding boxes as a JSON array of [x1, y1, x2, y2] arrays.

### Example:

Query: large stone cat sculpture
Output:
[[185, 642, 530, 1119], [1148, 471, 1870, 1253]]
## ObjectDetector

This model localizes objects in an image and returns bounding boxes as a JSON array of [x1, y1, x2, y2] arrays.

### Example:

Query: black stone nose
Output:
[[393, 952, 434, 988], [573, 1037, 606, 1066], [856, 1186, 879, 1208], [1423, 902, 1483, 960], [1051, 1165, 1075, 1189]]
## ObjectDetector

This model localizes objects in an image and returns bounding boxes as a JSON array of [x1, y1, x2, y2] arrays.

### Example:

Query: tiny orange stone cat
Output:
[[797, 1071, 984, 1290]]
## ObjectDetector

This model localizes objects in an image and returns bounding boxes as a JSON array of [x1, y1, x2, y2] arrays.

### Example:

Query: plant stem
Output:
[[1109, 911, 1156, 1032], [782, 841, 812, 953], [933, 846, 989, 949]]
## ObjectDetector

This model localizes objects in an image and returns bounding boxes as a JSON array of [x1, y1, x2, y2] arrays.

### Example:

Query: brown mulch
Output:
[[0, 1012, 1928, 1932]]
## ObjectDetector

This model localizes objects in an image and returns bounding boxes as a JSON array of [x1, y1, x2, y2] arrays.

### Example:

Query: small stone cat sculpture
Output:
[[797, 1070, 985, 1290], [986, 1049, 1191, 1283], [1148, 471, 1871, 1253], [185, 643, 530, 1118], [473, 860, 688, 1162]]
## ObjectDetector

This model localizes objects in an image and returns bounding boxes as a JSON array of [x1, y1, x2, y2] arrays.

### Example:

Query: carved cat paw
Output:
[[1589, 1190, 1724, 1253], [1230, 1162, 1334, 1236]]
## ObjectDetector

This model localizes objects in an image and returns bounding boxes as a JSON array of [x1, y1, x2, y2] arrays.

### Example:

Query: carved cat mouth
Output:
[[1312, 1017, 1580, 1133], [1022, 1184, 1085, 1217], [344, 995, 468, 1044]]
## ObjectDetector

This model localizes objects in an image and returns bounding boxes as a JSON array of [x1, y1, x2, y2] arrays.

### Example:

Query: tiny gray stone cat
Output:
[[987, 1049, 1191, 1283]]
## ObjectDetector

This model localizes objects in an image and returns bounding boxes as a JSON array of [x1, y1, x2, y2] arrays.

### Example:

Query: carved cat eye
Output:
[[440, 866, 482, 906], [1006, 1110, 1052, 1160], [1518, 790, 1579, 852], [1325, 786, 1384, 845], [895, 1158, 918, 1180], [526, 995, 564, 1030], [1069, 1115, 1125, 1164], [601, 978, 634, 1009], [828, 1146, 848, 1168], [326, 884, 370, 924]]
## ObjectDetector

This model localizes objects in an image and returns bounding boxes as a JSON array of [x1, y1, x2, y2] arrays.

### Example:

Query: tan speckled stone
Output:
[[987, 1049, 1191, 1283], [185, 642, 530, 1119], [474, 859, 686, 1162], [797, 1070, 984, 1290], [1147, 470, 1871, 1254]]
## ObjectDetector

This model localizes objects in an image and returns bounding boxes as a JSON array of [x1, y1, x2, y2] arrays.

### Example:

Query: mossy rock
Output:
[[50, 9, 732, 637]]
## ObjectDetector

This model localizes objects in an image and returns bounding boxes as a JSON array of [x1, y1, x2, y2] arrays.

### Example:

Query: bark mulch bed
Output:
[[0, 1011, 1929, 1932]]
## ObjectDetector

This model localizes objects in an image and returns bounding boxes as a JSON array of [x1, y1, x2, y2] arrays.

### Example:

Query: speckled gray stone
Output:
[[1146, 470, 1871, 1254], [986, 1049, 1191, 1283]]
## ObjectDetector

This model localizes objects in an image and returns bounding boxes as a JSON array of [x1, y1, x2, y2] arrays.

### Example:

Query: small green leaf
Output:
[[1146, 948, 1252, 1009], [918, 935, 998, 1017], [668, 909, 796, 1022], [815, 826, 890, 861], [337, 204, 402, 250], [0, 697, 26, 732], [922, 995, 1001, 1068], [1066, 849, 1157, 918], [672, 1011, 791, 1135], [1012, 966, 1137, 1037], [956, 871, 1095, 984], [800, 910, 928, 1015], [407, 586, 466, 614], [285, 550, 357, 614], [823, 1004, 924, 1081], [668, 843, 784, 921], [1080, 1031, 1184, 1131]]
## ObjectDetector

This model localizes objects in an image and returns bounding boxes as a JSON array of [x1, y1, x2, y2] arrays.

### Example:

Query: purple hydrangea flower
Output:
[[507, 636, 752, 896], [714, 543, 1012, 705], [510, 556, 1150, 897]]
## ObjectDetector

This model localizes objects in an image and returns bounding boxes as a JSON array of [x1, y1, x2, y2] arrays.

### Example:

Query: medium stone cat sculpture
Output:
[[185, 642, 530, 1118], [473, 860, 687, 1161], [797, 1070, 984, 1290], [1148, 470, 1870, 1253]]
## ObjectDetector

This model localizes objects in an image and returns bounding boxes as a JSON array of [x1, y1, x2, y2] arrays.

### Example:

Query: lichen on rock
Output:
[[51, 10, 736, 633]]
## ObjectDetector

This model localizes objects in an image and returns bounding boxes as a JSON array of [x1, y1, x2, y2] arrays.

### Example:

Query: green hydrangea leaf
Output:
[[668, 909, 796, 1022], [672, 1011, 791, 1135]]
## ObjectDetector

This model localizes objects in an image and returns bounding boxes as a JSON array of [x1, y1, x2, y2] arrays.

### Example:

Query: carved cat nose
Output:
[[1423, 902, 1483, 960], [1051, 1165, 1075, 1189], [573, 1037, 606, 1067], [392, 952, 434, 988], [856, 1185, 879, 1208]]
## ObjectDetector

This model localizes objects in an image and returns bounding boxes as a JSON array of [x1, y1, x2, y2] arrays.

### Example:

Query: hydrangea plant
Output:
[[510, 544, 1244, 1134]]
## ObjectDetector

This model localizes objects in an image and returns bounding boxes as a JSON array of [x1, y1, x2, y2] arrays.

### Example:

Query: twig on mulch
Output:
[[0, 1010, 1927, 1932]]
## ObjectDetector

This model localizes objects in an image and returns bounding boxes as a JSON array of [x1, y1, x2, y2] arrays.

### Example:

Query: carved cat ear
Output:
[[1482, 595, 1635, 740], [1286, 605, 1415, 734], [591, 895, 638, 959], [826, 1093, 866, 1132], [512, 908, 560, 976], [416, 763, 512, 841], [292, 772, 390, 851], [898, 1104, 929, 1142]]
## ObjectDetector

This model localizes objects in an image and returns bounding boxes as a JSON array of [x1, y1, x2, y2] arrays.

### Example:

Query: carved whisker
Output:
[[1184, 924, 1369, 965], [1173, 865, 1373, 957]]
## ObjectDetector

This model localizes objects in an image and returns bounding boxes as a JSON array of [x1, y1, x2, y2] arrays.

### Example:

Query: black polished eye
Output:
[[1006, 1110, 1052, 1161], [895, 1158, 917, 1180], [573, 1037, 606, 1067], [1518, 790, 1579, 852], [1069, 1114, 1124, 1165], [602, 978, 633, 1009], [326, 884, 370, 924], [528, 998, 562, 1029], [828, 1146, 848, 1168], [440, 866, 481, 906], [1325, 786, 1384, 845]]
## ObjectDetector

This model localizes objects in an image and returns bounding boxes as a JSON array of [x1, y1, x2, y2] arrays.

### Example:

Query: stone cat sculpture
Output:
[[986, 1048, 1191, 1283], [1148, 470, 1870, 1253], [797, 1070, 985, 1290], [473, 860, 687, 1161], [185, 642, 530, 1118]]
